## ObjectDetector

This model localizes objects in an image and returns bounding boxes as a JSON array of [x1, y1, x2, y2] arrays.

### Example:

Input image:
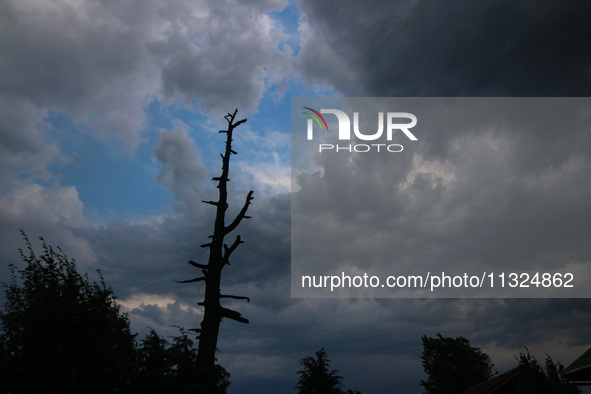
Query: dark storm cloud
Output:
[[0, 0, 292, 331], [73, 189, 291, 325], [287, 0, 591, 389], [2, 1, 591, 392], [298, 0, 591, 96], [0, 0, 291, 151], [0, 97, 60, 179], [153, 124, 210, 213], [292, 98, 591, 298], [0, 181, 95, 276], [0, 0, 155, 148], [159, 0, 291, 114], [218, 297, 591, 391]]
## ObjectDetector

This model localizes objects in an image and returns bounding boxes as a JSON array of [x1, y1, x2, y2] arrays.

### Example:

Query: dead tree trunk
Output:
[[177, 109, 253, 382]]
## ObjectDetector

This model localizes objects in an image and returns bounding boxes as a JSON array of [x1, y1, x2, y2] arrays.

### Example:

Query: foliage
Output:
[[295, 348, 344, 394], [0, 233, 230, 393], [514, 348, 580, 394], [133, 329, 171, 393], [420, 333, 496, 394], [0, 233, 136, 393], [133, 328, 230, 394]]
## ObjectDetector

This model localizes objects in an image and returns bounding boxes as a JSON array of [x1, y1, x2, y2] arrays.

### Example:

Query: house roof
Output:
[[463, 368, 521, 394], [565, 347, 591, 382]]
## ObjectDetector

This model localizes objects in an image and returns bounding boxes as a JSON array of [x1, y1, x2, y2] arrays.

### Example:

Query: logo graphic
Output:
[[302, 107, 328, 139], [303, 107, 418, 153]]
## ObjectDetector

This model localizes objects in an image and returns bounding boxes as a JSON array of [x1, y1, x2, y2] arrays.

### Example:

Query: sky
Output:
[[1, 0, 591, 393], [291, 97, 591, 299]]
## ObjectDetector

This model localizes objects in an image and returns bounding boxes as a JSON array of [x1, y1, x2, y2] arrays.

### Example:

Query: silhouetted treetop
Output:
[[513, 349, 580, 394], [421, 333, 496, 394], [296, 348, 344, 394], [0, 232, 136, 394], [0, 232, 231, 394], [133, 327, 230, 394]]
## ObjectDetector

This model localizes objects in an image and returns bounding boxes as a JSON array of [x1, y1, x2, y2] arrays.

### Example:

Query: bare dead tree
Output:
[[177, 109, 253, 383]]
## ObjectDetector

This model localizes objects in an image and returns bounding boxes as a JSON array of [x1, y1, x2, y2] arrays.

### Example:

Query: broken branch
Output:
[[225, 190, 254, 235], [174, 277, 206, 284], [188, 260, 207, 269], [221, 307, 249, 324], [220, 295, 250, 303], [223, 235, 243, 264]]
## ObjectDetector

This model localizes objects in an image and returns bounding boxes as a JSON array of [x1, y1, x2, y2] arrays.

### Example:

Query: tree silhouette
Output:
[[133, 328, 230, 394], [168, 328, 230, 394], [134, 329, 171, 393], [0, 232, 136, 394], [420, 333, 496, 394], [295, 348, 344, 394], [177, 109, 253, 390], [0, 233, 234, 393], [514, 348, 580, 394]]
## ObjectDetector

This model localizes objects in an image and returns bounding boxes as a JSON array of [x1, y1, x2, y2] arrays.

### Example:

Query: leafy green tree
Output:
[[295, 348, 344, 394], [420, 333, 496, 394], [0, 233, 136, 394], [514, 348, 580, 394]]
